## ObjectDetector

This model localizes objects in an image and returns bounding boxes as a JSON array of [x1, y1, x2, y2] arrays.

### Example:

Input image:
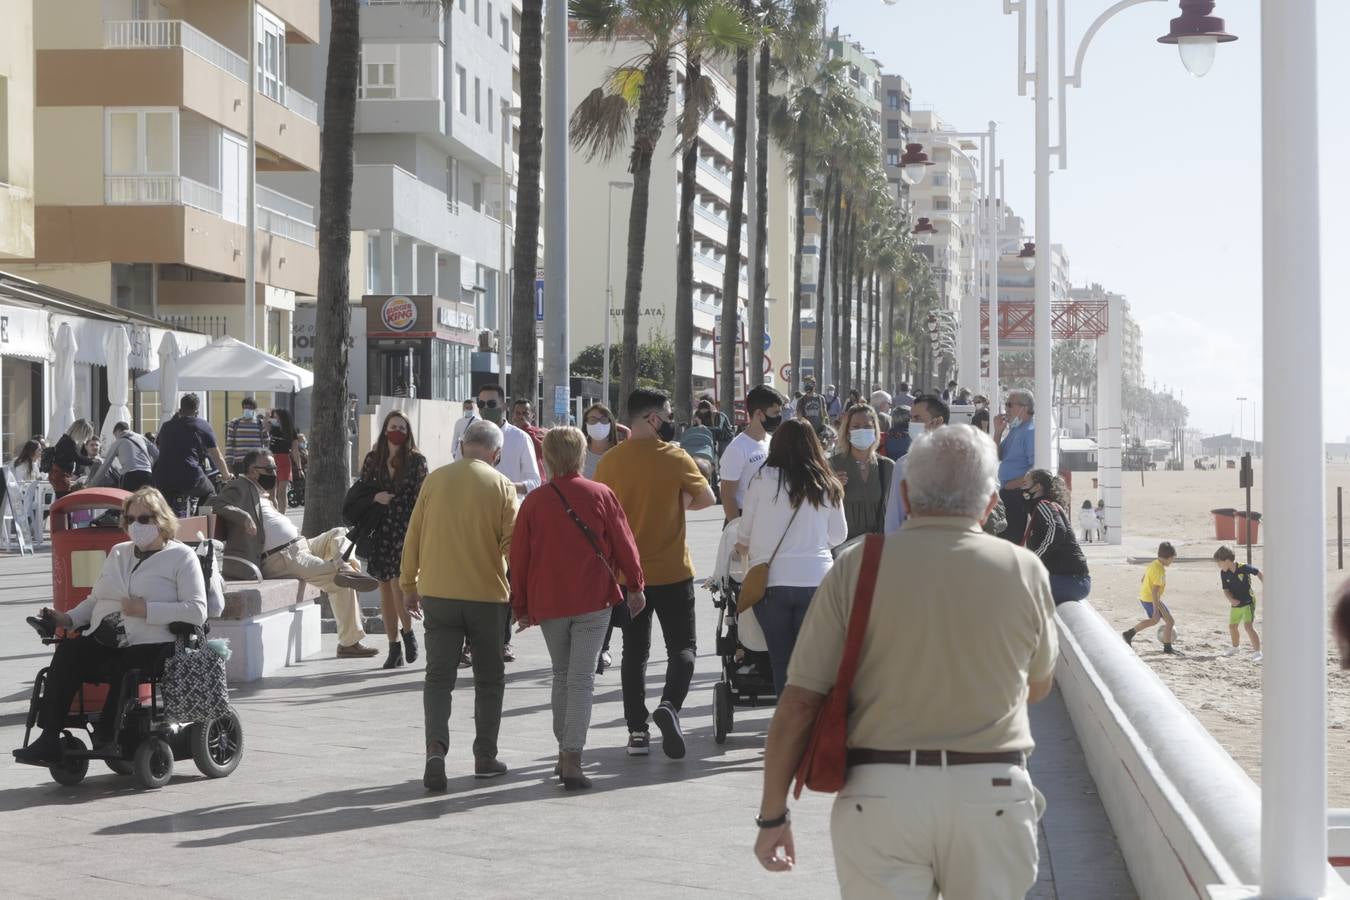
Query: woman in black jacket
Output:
[[1021, 469, 1091, 605], [49, 419, 99, 498]]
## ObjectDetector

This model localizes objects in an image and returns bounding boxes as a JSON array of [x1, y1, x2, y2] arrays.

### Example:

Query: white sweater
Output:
[[68, 541, 208, 646], [737, 466, 848, 588]]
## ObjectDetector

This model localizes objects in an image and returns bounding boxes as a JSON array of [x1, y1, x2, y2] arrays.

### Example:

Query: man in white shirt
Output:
[[885, 395, 948, 534], [451, 399, 477, 461], [719, 384, 785, 523], [475, 383, 540, 496]]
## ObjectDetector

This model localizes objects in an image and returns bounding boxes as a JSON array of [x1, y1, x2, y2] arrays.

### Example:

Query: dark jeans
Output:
[[1049, 574, 1092, 606], [999, 487, 1028, 544], [121, 470, 154, 492], [38, 638, 173, 736], [158, 473, 216, 517], [621, 579, 697, 733], [755, 585, 818, 698], [423, 597, 507, 759]]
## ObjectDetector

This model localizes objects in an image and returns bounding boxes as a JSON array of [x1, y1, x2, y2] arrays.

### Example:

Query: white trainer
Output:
[[1221, 647, 1238, 658], [1250, 651, 1263, 662]]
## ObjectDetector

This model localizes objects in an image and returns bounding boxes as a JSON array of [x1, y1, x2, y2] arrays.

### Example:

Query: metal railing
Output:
[[104, 19, 249, 83], [157, 314, 229, 338]]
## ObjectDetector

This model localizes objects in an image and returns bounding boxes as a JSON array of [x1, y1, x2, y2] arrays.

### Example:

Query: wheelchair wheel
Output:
[[133, 736, 174, 789], [191, 708, 244, 778], [49, 734, 89, 786], [106, 759, 134, 776], [713, 682, 733, 745]]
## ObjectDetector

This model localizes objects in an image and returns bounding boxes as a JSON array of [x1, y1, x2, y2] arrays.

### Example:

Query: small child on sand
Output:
[[1213, 545, 1262, 662], [1124, 541, 1179, 654], [1079, 499, 1099, 542]]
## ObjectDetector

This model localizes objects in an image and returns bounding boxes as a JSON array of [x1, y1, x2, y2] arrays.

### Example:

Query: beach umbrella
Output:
[[157, 331, 181, 425], [49, 321, 77, 439], [100, 325, 132, 445]]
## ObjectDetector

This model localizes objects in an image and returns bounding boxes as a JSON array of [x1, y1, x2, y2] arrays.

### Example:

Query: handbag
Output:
[[162, 634, 231, 724], [736, 505, 801, 614], [547, 483, 631, 626], [792, 533, 884, 798]]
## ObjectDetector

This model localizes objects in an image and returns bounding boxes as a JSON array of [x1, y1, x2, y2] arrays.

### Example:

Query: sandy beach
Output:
[[1077, 460, 1350, 805]]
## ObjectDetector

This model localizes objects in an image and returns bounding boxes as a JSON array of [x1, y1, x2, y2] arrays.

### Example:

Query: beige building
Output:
[[0, 0, 35, 260], [7, 0, 322, 359]]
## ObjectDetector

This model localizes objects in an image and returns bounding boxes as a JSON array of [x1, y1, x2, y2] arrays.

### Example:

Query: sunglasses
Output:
[[122, 514, 156, 525], [476, 399, 501, 409]]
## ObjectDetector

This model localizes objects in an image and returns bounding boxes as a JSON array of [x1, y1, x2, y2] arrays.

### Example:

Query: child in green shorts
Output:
[[1213, 545, 1262, 661]]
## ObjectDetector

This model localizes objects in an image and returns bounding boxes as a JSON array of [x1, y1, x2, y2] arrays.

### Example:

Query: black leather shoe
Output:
[[13, 731, 61, 765], [402, 629, 419, 664], [382, 642, 405, 670], [474, 757, 508, 779]]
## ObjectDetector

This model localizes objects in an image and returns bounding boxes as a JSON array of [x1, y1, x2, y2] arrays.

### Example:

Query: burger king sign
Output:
[[381, 296, 418, 332]]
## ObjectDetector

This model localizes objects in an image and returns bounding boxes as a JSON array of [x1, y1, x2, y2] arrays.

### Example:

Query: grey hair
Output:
[[461, 419, 504, 454], [902, 424, 999, 518], [1007, 388, 1035, 414]]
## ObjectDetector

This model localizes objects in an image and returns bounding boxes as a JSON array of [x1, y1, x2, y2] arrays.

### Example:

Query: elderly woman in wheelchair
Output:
[[13, 487, 237, 787]]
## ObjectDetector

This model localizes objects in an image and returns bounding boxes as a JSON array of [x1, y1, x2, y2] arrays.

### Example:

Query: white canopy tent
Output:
[[135, 335, 314, 394]]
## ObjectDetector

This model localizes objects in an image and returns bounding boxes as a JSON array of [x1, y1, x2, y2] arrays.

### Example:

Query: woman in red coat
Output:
[[510, 426, 645, 789]]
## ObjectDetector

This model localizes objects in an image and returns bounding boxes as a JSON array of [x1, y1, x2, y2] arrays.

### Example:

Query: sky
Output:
[[826, 0, 1348, 442]]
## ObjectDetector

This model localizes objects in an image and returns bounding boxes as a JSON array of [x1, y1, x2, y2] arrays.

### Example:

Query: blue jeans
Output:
[[755, 585, 818, 697], [1049, 574, 1091, 606]]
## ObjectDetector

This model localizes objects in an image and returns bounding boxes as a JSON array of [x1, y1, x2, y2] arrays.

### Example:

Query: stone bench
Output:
[[212, 578, 323, 683]]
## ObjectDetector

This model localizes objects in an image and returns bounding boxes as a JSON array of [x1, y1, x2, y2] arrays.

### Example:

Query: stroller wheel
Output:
[[133, 736, 174, 789], [191, 707, 244, 778], [49, 733, 89, 786], [713, 682, 733, 745]]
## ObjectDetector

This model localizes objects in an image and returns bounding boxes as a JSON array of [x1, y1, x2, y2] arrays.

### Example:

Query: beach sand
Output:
[[1078, 460, 1350, 805]]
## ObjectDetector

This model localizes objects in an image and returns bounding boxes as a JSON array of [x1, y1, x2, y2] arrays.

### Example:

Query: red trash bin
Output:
[[1234, 511, 1262, 545], [1211, 508, 1237, 541]]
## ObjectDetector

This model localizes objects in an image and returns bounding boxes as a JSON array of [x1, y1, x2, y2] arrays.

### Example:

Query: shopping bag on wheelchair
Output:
[[162, 637, 230, 723]]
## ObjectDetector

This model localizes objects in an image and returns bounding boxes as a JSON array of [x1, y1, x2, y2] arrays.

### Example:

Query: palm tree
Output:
[[673, 12, 701, 425], [511, 0, 544, 413], [304, 0, 361, 536], [571, 0, 751, 417]]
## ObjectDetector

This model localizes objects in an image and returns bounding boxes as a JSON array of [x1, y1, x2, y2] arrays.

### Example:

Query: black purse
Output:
[[547, 483, 632, 627]]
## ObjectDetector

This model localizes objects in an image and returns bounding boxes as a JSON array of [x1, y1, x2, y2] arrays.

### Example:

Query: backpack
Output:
[[799, 394, 825, 429], [39, 446, 56, 474]]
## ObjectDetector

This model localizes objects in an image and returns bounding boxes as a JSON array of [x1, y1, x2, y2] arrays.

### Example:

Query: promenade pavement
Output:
[[0, 507, 1134, 898]]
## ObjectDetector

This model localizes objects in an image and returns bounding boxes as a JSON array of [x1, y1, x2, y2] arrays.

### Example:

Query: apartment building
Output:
[[1072, 281, 1143, 389], [5, 0, 322, 368], [0, 0, 35, 261], [880, 74, 912, 210]]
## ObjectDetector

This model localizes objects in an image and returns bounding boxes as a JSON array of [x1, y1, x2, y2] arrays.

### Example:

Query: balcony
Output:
[[104, 176, 316, 247], [0, 182, 36, 259], [104, 20, 249, 82]]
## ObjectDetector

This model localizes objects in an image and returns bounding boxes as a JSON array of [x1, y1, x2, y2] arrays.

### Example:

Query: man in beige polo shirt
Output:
[[753, 424, 1057, 899]]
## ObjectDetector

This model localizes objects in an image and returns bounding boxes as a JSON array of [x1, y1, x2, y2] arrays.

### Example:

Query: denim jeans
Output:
[[539, 608, 611, 752], [754, 585, 818, 697], [620, 580, 696, 733], [1048, 574, 1092, 606]]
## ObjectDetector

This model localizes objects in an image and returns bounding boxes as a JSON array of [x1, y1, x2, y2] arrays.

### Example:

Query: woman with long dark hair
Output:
[[360, 411, 429, 668], [1021, 468, 1091, 605], [268, 408, 299, 513], [829, 404, 894, 542], [581, 402, 624, 479], [13, 439, 41, 481], [735, 419, 847, 696]]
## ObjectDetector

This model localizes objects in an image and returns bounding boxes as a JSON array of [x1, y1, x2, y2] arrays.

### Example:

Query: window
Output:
[[456, 65, 467, 114], [471, 179, 482, 212], [487, 3, 493, 36], [474, 77, 481, 123], [488, 88, 494, 132], [360, 61, 396, 99], [934, 198, 950, 210], [885, 149, 900, 168], [474, 0, 480, 25], [887, 90, 900, 111], [106, 108, 178, 175], [256, 7, 286, 103], [501, 15, 510, 51], [886, 119, 901, 140], [459, 0, 465, 10], [366, 233, 380, 293], [446, 156, 459, 211]]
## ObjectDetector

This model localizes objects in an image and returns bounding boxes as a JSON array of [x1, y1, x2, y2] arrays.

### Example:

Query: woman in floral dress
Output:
[[360, 411, 428, 669]]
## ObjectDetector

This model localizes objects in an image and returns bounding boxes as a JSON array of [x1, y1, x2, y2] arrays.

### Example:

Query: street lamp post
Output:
[[1236, 395, 1246, 455], [542, 0, 569, 425], [603, 180, 633, 409]]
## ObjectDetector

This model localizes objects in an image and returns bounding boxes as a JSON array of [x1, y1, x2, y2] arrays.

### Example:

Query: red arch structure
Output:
[[979, 298, 1110, 341]]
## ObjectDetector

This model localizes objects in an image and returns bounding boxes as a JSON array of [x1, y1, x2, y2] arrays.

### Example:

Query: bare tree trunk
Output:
[[719, 46, 750, 411], [674, 36, 699, 424], [789, 137, 807, 394], [748, 40, 770, 389], [813, 172, 833, 384], [510, 0, 543, 413], [303, 0, 360, 537]]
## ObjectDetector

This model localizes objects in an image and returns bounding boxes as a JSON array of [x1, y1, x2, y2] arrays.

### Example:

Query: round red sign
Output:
[[381, 296, 417, 332]]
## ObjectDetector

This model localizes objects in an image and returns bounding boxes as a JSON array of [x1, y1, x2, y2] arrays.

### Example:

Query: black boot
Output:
[[383, 642, 405, 669], [402, 629, 419, 664]]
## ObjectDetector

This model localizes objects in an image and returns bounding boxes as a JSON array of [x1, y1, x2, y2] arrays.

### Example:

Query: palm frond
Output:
[[672, 71, 718, 153], [569, 0, 625, 41], [608, 66, 647, 105], [693, 0, 758, 58], [569, 87, 634, 162]]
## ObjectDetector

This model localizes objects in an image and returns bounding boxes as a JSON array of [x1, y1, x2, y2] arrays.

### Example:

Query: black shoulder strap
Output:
[[548, 482, 617, 583]]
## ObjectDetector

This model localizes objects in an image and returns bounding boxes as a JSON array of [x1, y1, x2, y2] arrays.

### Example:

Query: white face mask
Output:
[[463, 408, 474, 419], [908, 422, 927, 439], [849, 428, 876, 450], [128, 522, 160, 549], [587, 422, 612, 442]]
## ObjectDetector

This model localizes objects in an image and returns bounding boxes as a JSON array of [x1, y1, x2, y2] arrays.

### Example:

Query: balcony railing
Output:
[[157, 314, 230, 339], [282, 87, 319, 123], [257, 185, 317, 246], [105, 176, 315, 246], [104, 19, 249, 83], [696, 158, 732, 187]]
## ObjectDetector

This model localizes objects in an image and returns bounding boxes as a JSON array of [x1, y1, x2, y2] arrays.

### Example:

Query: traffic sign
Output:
[[763, 332, 771, 351], [763, 354, 772, 376], [535, 268, 545, 321], [780, 363, 793, 381]]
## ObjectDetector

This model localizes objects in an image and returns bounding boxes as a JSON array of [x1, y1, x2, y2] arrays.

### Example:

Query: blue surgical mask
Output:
[[849, 428, 876, 450], [908, 422, 926, 439]]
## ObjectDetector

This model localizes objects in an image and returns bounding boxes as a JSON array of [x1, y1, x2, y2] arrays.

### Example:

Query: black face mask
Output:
[[762, 414, 783, 433], [656, 419, 677, 442], [258, 474, 278, 491], [481, 407, 505, 426], [1021, 489, 1036, 503]]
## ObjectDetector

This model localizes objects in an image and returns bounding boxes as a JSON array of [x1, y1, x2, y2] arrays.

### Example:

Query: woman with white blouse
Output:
[[14, 487, 207, 764], [735, 419, 848, 697]]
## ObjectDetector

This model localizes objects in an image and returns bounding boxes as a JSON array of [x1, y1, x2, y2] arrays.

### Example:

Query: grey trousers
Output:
[[423, 596, 508, 760], [538, 607, 612, 752]]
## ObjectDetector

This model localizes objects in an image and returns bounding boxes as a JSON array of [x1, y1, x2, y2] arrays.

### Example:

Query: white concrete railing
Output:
[[282, 87, 319, 124], [256, 185, 316, 246], [105, 174, 223, 215], [104, 19, 250, 83], [1054, 600, 1349, 896]]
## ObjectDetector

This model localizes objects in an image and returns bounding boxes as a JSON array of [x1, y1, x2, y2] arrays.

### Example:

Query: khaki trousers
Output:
[[262, 527, 366, 647], [830, 761, 1045, 900]]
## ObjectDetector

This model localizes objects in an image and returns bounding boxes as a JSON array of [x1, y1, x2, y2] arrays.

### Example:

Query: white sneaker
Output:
[[1221, 647, 1238, 657], [1250, 651, 1263, 662]]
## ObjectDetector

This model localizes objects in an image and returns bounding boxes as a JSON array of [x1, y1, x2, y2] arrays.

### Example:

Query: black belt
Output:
[[261, 537, 303, 560], [847, 749, 1026, 768]]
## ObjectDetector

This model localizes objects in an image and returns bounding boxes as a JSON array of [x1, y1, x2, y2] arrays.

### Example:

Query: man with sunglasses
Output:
[[993, 389, 1037, 543], [210, 449, 381, 659]]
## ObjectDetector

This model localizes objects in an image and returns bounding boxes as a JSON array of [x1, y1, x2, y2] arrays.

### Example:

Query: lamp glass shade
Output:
[[1021, 255, 1036, 272], [903, 162, 928, 185], [1177, 35, 1218, 77]]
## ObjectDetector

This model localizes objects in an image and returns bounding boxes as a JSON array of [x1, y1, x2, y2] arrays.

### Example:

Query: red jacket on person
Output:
[[510, 473, 645, 624]]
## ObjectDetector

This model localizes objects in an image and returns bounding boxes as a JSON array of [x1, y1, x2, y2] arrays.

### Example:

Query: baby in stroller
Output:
[[704, 521, 776, 743]]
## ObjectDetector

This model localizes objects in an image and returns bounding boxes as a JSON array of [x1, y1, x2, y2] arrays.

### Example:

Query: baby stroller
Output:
[[705, 524, 776, 744], [15, 530, 243, 789], [288, 473, 306, 508]]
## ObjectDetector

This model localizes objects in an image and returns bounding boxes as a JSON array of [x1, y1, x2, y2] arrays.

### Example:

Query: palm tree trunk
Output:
[[789, 136, 807, 394], [814, 172, 833, 384], [885, 275, 895, 389], [620, 56, 673, 418], [748, 40, 770, 389], [511, 0, 543, 412], [674, 38, 699, 424], [831, 193, 846, 388], [303, 0, 359, 537], [840, 208, 854, 391], [720, 46, 750, 410]]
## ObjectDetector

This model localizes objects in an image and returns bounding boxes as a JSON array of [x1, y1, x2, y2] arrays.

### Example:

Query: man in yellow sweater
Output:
[[402, 419, 518, 790]]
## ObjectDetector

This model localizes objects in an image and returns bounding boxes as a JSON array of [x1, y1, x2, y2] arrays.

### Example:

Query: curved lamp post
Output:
[[899, 143, 934, 186], [912, 217, 938, 239]]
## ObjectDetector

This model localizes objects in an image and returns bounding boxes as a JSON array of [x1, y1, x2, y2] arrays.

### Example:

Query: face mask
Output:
[[269, 418, 280, 427], [257, 473, 278, 491], [909, 422, 927, 439], [1022, 489, 1036, 503], [587, 422, 612, 442], [243, 409, 257, 421], [482, 406, 505, 426], [849, 428, 876, 450], [128, 522, 160, 550], [386, 431, 408, 447], [761, 414, 783, 434], [298, 442, 308, 450], [463, 408, 474, 419], [655, 419, 677, 442]]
